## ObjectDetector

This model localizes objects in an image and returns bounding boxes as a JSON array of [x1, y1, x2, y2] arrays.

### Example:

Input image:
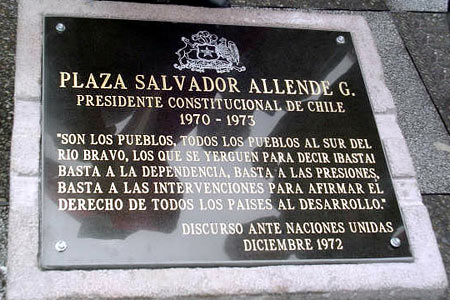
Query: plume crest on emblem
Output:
[[174, 31, 246, 73]]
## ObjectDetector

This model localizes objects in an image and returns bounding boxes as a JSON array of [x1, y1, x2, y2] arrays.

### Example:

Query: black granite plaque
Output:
[[41, 17, 412, 269]]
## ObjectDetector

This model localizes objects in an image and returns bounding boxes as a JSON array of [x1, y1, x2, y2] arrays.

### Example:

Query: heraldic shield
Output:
[[174, 31, 246, 73]]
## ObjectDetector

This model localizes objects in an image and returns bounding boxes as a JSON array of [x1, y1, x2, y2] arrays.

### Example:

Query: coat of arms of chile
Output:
[[174, 31, 246, 73]]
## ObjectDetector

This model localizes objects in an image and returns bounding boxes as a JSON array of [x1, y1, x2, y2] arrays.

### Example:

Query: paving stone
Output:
[[230, 0, 388, 10], [422, 195, 450, 300], [13, 0, 40, 100], [0, 0, 17, 202], [385, 0, 448, 12], [392, 178, 422, 204], [383, 137, 417, 178], [358, 11, 450, 194], [392, 12, 450, 133], [9, 134, 40, 176]]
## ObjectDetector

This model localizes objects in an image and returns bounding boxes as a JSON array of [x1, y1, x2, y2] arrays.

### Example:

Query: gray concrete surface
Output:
[[393, 12, 450, 133], [385, 0, 448, 12], [0, 1, 16, 297], [230, 0, 388, 10], [0, 0, 17, 204], [423, 195, 450, 290], [360, 11, 450, 194], [320, 9, 450, 193], [0, 207, 7, 300]]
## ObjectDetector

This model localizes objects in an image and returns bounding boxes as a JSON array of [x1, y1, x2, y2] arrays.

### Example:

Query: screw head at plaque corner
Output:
[[336, 35, 346, 44], [390, 237, 401, 248], [55, 23, 66, 33], [55, 240, 67, 252]]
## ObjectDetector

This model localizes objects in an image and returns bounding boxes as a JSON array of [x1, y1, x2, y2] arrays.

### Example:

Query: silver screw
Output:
[[55, 23, 66, 33], [336, 35, 345, 44], [390, 237, 401, 248], [55, 240, 67, 252]]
